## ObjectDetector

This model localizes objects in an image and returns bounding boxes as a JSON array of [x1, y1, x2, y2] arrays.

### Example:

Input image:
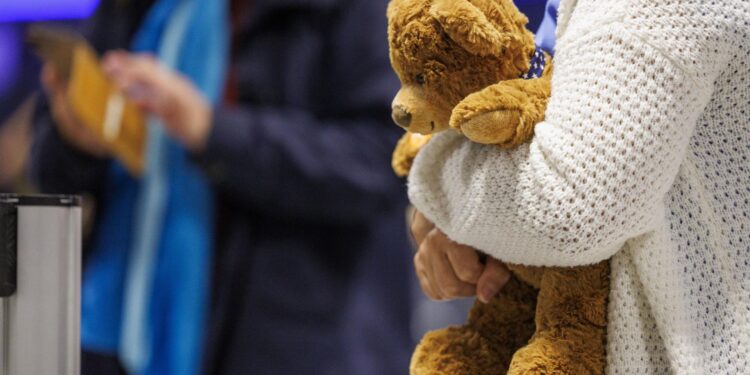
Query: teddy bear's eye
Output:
[[415, 74, 426, 85]]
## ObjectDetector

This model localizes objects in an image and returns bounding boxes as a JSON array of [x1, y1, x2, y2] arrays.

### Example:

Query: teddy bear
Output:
[[387, 0, 611, 374]]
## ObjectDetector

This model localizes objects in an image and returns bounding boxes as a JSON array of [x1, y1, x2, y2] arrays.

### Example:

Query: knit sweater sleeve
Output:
[[407, 1, 732, 267]]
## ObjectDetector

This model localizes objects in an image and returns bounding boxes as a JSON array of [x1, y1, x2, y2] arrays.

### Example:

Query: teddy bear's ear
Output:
[[386, 0, 398, 22], [429, 0, 510, 57]]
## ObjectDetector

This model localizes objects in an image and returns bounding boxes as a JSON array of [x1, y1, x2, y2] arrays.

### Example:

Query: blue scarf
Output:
[[80, 1, 227, 374]]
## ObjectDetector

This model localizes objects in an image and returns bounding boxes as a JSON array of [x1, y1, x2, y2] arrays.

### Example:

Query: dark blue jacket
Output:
[[30, 0, 414, 374]]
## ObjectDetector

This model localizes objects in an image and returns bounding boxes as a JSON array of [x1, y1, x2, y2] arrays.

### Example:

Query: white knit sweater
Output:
[[407, 0, 750, 373]]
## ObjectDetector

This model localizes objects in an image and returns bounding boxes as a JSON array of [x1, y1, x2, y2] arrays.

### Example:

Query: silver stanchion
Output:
[[1, 298, 9, 375], [0, 194, 81, 375]]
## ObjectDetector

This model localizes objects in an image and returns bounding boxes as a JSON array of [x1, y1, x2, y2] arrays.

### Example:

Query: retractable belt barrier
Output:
[[0, 195, 81, 375]]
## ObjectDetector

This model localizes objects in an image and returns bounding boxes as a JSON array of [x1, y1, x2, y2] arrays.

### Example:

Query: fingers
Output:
[[414, 252, 441, 300], [50, 91, 74, 130], [445, 240, 482, 284], [47, 78, 78, 136], [49, 93, 109, 157], [414, 228, 477, 301], [412, 225, 513, 303], [410, 210, 434, 247], [41, 65, 109, 157], [102, 51, 169, 112], [102, 51, 160, 86], [427, 231, 475, 299], [476, 257, 511, 304], [429, 252, 475, 299], [40, 64, 64, 94], [101, 51, 212, 151]]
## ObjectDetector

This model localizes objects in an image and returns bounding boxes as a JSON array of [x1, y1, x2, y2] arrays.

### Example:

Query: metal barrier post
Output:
[[0, 194, 81, 375]]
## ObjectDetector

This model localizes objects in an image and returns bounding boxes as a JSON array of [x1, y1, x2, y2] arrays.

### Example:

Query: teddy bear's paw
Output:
[[452, 109, 523, 146], [507, 334, 605, 375], [392, 132, 432, 177], [410, 326, 512, 375]]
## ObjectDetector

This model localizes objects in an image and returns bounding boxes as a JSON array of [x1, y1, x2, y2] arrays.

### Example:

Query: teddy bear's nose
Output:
[[392, 105, 412, 128]]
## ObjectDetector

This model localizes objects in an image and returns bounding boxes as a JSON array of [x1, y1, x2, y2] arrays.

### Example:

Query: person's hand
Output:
[[102, 51, 213, 152], [40, 64, 110, 157], [411, 209, 511, 303]]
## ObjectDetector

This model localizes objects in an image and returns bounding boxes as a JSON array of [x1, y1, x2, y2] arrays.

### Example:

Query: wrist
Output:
[[183, 100, 213, 153]]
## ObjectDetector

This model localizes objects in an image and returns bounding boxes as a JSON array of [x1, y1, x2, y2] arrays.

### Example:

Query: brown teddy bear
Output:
[[387, 0, 611, 374]]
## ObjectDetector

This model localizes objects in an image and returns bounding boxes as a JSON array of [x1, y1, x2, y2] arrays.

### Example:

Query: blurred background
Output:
[[0, 0, 549, 374], [1, 0, 101, 193]]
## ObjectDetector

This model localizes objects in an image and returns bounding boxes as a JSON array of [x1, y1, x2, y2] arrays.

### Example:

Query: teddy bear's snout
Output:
[[392, 105, 412, 128]]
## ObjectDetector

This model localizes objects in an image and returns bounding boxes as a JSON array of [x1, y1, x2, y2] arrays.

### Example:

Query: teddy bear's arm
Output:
[[392, 132, 433, 177], [450, 71, 552, 147]]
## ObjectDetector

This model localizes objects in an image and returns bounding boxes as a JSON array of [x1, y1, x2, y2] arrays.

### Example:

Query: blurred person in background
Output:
[[0, 98, 34, 194], [30, 0, 413, 374], [0, 23, 41, 194]]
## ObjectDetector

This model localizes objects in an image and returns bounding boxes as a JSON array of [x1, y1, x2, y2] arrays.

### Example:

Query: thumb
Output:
[[476, 257, 511, 303], [41, 64, 65, 95]]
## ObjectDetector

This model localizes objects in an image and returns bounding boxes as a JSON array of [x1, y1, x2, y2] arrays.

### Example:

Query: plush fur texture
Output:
[[387, 0, 610, 374], [392, 132, 432, 177]]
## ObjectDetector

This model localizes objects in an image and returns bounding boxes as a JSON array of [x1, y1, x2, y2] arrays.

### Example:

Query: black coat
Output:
[[30, 0, 414, 374]]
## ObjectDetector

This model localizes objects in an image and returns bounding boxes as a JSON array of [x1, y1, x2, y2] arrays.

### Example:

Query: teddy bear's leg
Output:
[[450, 72, 551, 148], [507, 261, 610, 375], [410, 275, 538, 375]]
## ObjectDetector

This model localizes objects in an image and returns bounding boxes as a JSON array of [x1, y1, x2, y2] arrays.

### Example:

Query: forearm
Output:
[[193, 105, 404, 223], [408, 22, 726, 266]]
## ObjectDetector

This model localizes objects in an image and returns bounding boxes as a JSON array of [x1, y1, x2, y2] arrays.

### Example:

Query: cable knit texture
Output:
[[407, 0, 750, 373]]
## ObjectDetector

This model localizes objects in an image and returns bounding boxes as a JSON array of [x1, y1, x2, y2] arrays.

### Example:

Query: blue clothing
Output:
[[514, 0, 549, 32], [29, 0, 413, 374], [521, 47, 548, 79], [122, 0, 226, 374], [535, 0, 560, 55], [75, 1, 228, 373]]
